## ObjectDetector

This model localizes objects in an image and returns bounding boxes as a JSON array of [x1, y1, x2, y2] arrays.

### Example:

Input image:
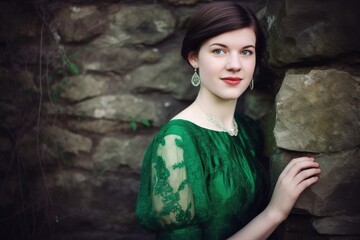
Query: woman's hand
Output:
[[266, 157, 321, 222]]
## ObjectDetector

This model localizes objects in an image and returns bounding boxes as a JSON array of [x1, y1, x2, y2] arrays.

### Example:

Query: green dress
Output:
[[136, 114, 268, 240]]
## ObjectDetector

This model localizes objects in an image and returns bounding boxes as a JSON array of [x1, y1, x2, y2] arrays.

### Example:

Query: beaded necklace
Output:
[[197, 102, 238, 136]]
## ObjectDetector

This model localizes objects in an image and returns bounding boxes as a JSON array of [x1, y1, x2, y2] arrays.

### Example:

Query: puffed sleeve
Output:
[[136, 127, 210, 240]]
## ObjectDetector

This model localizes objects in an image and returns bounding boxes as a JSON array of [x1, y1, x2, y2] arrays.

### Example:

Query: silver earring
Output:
[[191, 68, 201, 87], [250, 78, 254, 90]]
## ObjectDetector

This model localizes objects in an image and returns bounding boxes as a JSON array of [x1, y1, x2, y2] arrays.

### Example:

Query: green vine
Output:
[[129, 118, 153, 131]]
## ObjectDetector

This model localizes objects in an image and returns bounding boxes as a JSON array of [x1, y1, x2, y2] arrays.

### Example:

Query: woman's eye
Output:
[[242, 50, 253, 56], [213, 49, 226, 55]]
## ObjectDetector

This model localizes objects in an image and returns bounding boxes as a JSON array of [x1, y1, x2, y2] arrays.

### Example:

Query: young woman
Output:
[[136, 2, 321, 240]]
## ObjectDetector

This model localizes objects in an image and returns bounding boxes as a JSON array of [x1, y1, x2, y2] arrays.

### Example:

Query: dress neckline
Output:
[[168, 118, 231, 135]]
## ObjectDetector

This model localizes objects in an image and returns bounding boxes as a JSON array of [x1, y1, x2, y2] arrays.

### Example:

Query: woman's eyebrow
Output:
[[209, 43, 228, 48], [209, 43, 255, 49], [243, 45, 256, 49]]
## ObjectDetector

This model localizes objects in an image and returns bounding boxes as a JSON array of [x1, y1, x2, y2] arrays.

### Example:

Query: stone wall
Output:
[[0, 0, 359, 239], [267, 0, 360, 239]]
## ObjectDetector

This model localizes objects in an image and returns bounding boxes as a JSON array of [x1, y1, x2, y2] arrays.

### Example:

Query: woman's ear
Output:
[[187, 52, 198, 68]]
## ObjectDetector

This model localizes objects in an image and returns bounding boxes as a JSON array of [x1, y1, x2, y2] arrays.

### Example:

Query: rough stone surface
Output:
[[52, 74, 108, 102], [56, 94, 175, 126], [296, 148, 360, 235], [45, 169, 149, 239], [266, 0, 360, 66], [274, 69, 360, 153], [98, 5, 176, 46], [78, 46, 142, 74], [313, 215, 360, 235], [93, 134, 154, 172], [52, 5, 107, 42], [271, 147, 360, 236], [128, 50, 198, 100], [67, 119, 130, 134], [43, 126, 93, 156]]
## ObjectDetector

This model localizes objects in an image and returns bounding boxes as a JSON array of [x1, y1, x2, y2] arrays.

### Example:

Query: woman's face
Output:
[[188, 27, 256, 101]]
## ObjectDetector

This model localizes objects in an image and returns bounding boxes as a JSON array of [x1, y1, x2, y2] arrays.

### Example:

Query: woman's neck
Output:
[[194, 90, 237, 130]]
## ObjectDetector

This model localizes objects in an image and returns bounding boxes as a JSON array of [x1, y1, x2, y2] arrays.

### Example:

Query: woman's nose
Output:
[[226, 54, 241, 72]]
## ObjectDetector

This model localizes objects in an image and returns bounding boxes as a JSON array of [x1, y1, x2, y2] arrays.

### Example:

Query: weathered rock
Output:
[[52, 5, 107, 43], [78, 46, 142, 73], [296, 148, 360, 234], [128, 50, 198, 100], [45, 169, 144, 236], [67, 119, 129, 134], [93, 134, 154, 173], [51, 74, 108, 102], [271, 147, 360, 235], [43, 126, 92, 156], [274, 69, 360, 153], [266, 0, 360, 66], [97, 5, 176, 46], [139, 49, 161, 64], [53, 94, 177, 127], [313, 215, 360, 235]]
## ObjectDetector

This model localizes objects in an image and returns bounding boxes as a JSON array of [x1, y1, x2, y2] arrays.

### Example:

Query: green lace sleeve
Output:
[[136, 126, 210, 239], [152, 134, 195, 224]]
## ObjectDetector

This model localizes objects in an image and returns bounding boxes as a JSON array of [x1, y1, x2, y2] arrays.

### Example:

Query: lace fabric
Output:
[[136, 114, 268, 240]]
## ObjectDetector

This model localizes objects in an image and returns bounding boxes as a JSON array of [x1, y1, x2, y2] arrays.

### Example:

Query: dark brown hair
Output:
[[181, 1, 265, 65]]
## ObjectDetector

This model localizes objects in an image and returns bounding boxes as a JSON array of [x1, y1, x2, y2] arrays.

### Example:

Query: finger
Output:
[[280, 157, 315, 178], [293, 167, 321, 186], [281, 159, 319, 180], [293, 176, 319, 197]]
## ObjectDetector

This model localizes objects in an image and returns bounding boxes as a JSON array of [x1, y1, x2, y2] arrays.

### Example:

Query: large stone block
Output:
[[274, 69, 360, 153], [295, 147, 360, 235], [271, 147, 360, 236], [50, 94, 177, 127], [43, 126, 93, 156], [266, 0, 360, 66], [67, 119, 129, 134], [52, 5, 107, 43], [128, 50, 198, 101], [97, 4, 176, 46], [93, 134, 154, 173], [51, 74, 108, 102], [45, 169, 146, 238], [77, 46, 142, 74]]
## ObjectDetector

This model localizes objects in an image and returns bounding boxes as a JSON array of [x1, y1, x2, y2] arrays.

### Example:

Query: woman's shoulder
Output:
[[156, 119, 199, 140]]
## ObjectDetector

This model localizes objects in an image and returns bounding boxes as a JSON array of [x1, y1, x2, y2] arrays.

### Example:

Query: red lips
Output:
[[221, 77, 242, 86]]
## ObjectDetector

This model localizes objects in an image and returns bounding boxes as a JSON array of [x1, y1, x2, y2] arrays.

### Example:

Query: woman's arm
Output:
[[229, 157, 321, 240]]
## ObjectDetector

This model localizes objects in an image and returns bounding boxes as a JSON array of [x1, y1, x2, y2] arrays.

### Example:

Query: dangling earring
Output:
[[191, 68, 201, 87], [250, 78, 254, 90]]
